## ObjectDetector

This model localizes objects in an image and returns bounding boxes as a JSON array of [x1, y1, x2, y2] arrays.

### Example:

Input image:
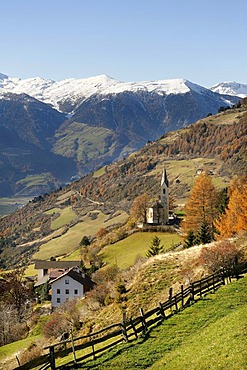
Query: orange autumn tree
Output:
[[215, 176, 247, 238], [182, 173, 218, 242], [130, 193, 149, 224]]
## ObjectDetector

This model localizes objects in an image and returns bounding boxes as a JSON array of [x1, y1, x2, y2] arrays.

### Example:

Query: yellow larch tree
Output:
[[215, 176, 247, 238], [182, 173, 218, 237]]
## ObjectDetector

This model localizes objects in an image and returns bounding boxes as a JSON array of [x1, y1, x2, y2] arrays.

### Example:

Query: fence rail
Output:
[[15, 262, 247, 370]]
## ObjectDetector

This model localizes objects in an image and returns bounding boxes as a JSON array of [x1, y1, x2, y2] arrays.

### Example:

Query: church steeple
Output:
[[160, 168, 169, 224], [161, 168, 169, 188]]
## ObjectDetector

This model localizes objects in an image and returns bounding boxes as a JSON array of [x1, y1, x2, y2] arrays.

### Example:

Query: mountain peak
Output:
[[211, 81, 247, 98]]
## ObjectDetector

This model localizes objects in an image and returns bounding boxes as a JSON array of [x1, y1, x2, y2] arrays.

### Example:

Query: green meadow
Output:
[[82, 276, 247, 370], [45, 207, 77, 230], [101, 232, 182, 270]]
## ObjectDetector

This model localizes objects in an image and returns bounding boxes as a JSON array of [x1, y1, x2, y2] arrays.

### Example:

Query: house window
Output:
[[57, 298, 61, 303], [57, 289, 61, 294], [74, 289, 78, 295], [163, 189, 166, 194], [65, 289, 69, 294], [43, 269, 48, 276], [65, 279, 69, 284]]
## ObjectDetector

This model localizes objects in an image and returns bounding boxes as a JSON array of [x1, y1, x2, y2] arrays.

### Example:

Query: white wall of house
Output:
[[146, 207, 154, 223], [51, 275, 84, 308], [37, 268, 48, 280]]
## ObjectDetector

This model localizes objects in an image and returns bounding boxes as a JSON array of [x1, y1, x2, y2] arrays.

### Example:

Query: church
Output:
[[146, 169, 169, 225]]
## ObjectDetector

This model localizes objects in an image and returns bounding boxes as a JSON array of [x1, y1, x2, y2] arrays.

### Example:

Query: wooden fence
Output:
[[15, 262, 247, 370]]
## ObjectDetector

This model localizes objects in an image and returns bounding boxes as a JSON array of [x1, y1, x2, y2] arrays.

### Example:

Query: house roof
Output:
[[34, 260, 81, 269], [50, 268, 95, 291], [34, 274, 50, 287]]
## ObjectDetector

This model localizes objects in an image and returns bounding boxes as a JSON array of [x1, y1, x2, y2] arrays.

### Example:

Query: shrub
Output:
[[199, 240, 241, 273], [80, 235, 91, 246], [43, 313, 69, 338]]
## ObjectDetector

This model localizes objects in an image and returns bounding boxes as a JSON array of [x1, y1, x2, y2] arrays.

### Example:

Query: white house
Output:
[[34, 260, 82, 288], [50, 267, 95, 308]]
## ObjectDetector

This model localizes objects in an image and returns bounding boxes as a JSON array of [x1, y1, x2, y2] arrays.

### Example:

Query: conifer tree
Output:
[[196, 221, 212, 244], [146, 236, 164, 257], [184, 230, 196, 248]]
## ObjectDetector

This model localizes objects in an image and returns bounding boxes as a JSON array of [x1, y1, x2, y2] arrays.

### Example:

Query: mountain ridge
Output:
[[1, 73, 244, 112], [0, 73, 242, 197]]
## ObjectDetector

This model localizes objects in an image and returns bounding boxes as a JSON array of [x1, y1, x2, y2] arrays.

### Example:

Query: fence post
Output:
[[139, 307, 148, 334], [181, 285, 184, 308], [70, 326, 77, 364], [49, 346, 56, 370], [159, 302, 166, 318], [91, 337, 96, 360], [122, 311, 128, 342], [130, 317, 138, 339]]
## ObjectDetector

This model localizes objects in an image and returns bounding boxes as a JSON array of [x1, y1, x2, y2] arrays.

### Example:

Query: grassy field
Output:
[[81, 276, 247, 370], [33, 210, 128, 260], [93, 166, 107, 178], [15, 174, 49, 187], [100, 232, 182, 270], [47, 207, 77, 230]]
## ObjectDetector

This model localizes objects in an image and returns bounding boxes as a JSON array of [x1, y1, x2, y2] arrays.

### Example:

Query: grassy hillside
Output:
[[0, 103, 246, 269], [100, 232, 182, 270], [32, 210, 128, 260], [53, 122, 119, 163], [82, 276, 247, 370]]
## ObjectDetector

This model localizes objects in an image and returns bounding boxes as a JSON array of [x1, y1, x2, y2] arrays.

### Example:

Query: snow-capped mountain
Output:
[[211, 81, 247, 98], [0, 72, 242, 197], [0, 73, 239, 113]]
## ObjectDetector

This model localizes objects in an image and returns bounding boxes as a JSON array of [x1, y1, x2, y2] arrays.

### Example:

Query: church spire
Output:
[[161, 168, 169, 188]]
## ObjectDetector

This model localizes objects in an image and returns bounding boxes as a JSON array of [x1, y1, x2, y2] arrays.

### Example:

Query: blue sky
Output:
[[1, 0, 246, 87]]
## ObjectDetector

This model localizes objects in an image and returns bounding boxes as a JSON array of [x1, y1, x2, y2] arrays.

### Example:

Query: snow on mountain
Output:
[[0, 74, 119, 111], [211, 81, 247, 98], [0, 72, 237, 113]]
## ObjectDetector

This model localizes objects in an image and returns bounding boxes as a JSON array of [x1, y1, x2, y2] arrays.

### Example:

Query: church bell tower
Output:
[[160, 168, 169, 224]]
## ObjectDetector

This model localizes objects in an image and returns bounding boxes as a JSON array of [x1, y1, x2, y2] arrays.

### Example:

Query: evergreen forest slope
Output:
[[0, 101, 247, 269]]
